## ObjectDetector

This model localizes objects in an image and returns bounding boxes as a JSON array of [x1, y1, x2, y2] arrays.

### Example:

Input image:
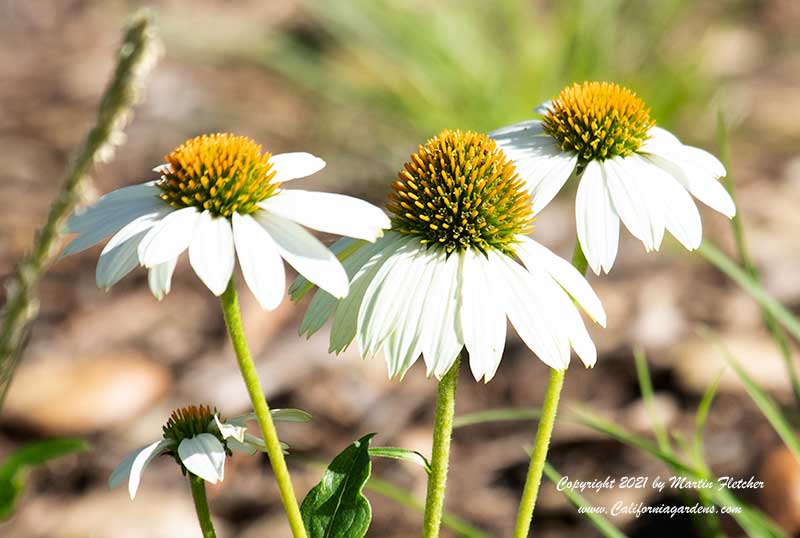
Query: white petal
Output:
[[639, 156, 703, 250], [525, 262, 598, 368], [148, 257, 178, 300], [604, 157, 664, 251], [516, 236, 606, 327], [418, 250, 463, 379], [357, 239, 421, 358], [255, 212, 349, 298], [214, 415, 246, 443], [646, 147, 735, 218], [187, 211, 235, 296], [330, 234, 405, 353], [123, 439, 173, 499], [383, 247, 440, 379], [289, 237, 365, 302], [178, 434, 226, 484], [490, 120, 577, 214], [95, 223, 151, 290], [492, 252, 569, 370], [459, 250, 506, 382], [299, 241, 378, 337], [640, 126, 682, 155], [261, 190, 390, 242], [66, 183, 161, 234], [575, 161, 619, 274], [138, 207, 201, 267], [232, 213, 285, 310], [270, 152, 326, 183]]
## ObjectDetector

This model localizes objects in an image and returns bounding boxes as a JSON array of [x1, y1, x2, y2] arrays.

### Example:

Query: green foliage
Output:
[[368, 447, 431, 474], [265, 0, 707, 141], [0, 439, 88, 519], [301, 434, 375, 538]]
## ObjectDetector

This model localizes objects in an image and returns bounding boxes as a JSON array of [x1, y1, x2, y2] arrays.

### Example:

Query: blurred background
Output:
[[1, 0, 800, 536]]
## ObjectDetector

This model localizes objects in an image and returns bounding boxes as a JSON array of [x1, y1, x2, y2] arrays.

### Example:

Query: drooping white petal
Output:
[[96, 212, 164, 289], [646, 148, 735, 218], [63, 202, 169, 260], [459, 249, 506, 382], [187, 211, 235, 296], [299, 240, 378, 337], [516, 236, 606, 326], [148, 257, 178, 300], [525, 262, 598, 368], [418, 250, 463, 379], [357, 239, 421, 358], [490, 120, 577, 214], [138, 207, 201, 267], [260, 190, 390, 242], [289, 237, 365, 302], [639, 126, 682, 155], [231, 213, 285, 310], [122, 439, 174, 499], [492, 251, 570, 370], [639, 156, 703, 250], [270, 152, 325, 183], [330, 234, 405, 353], [66, 182, 161, 234], [382, 247, 440, 379], [255, 212, 349, 298], [604, 157, 664, 252], [177, 433, 226, 484], [214, 415, 246, 443], [575, 161, 619, 274]]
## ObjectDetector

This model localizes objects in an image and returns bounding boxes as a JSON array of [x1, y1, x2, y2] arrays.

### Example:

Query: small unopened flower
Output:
[[109, 405, 311, 499], [64, 133, 390, 308], [492, 82, 735, 274], [295, 130, 606, 381]]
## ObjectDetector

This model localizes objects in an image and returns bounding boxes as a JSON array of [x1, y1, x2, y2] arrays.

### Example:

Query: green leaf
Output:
[[368, 447, 431, 474], [634, 349, 671, 453], [698, 242, 800, 343], [701, 329, 800, 466], [543, 462, 628, 538], [453, 407, 541, 429], [0, 438, 88, 519], [301, 433, 375, 538], [271, 408, 313, 423]]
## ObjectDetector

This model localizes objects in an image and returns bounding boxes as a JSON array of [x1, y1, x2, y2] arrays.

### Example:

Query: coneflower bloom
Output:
[[63, 133, 390, 308], [294, 130, 606, 381], [109, 405, 310, 499], [492, 82, 735, 274]]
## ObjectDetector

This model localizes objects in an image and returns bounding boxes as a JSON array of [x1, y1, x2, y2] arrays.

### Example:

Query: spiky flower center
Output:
[[542, 81, 655, 162], [387, 129, 533, 256], [162, 405, 218, 444], [156, 133, 278, 218]]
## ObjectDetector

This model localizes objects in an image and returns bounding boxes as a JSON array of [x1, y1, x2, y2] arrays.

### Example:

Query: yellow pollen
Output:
[[387, 129, 533, 256], [542, 81, 655, 162], [157, 133, 278, 217]]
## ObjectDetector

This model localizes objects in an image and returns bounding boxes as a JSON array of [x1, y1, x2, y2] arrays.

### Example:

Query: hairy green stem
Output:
[[513, 243, 587, 538], [0, 10, 161, 407], [220, 279, 307, 538], [189, 474, 217, 538], [422, 355, 461, 538]]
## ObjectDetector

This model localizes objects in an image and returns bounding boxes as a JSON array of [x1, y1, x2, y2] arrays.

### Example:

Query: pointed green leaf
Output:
[[301, 433, 375, 538], [368, 447, 431, 474], [0, 438, 88, 519]]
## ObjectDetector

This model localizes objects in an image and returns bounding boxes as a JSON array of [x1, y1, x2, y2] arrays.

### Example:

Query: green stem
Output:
[[220, 279, 307, 538], [189, 474, 217, 538], [513, 243, 587, 538], [422, 355, 461, 538], [0, 11, 160, 408]]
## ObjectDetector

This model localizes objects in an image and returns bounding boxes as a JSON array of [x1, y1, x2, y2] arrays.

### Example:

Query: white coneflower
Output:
[[109, 405, 310, 499], [63, 133, 390, 309], [297, 130, 606, 381], [491, 81, 735, 274]]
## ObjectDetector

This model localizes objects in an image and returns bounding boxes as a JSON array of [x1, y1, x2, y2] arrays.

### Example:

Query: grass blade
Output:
[[543, 462, 628, 538]]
